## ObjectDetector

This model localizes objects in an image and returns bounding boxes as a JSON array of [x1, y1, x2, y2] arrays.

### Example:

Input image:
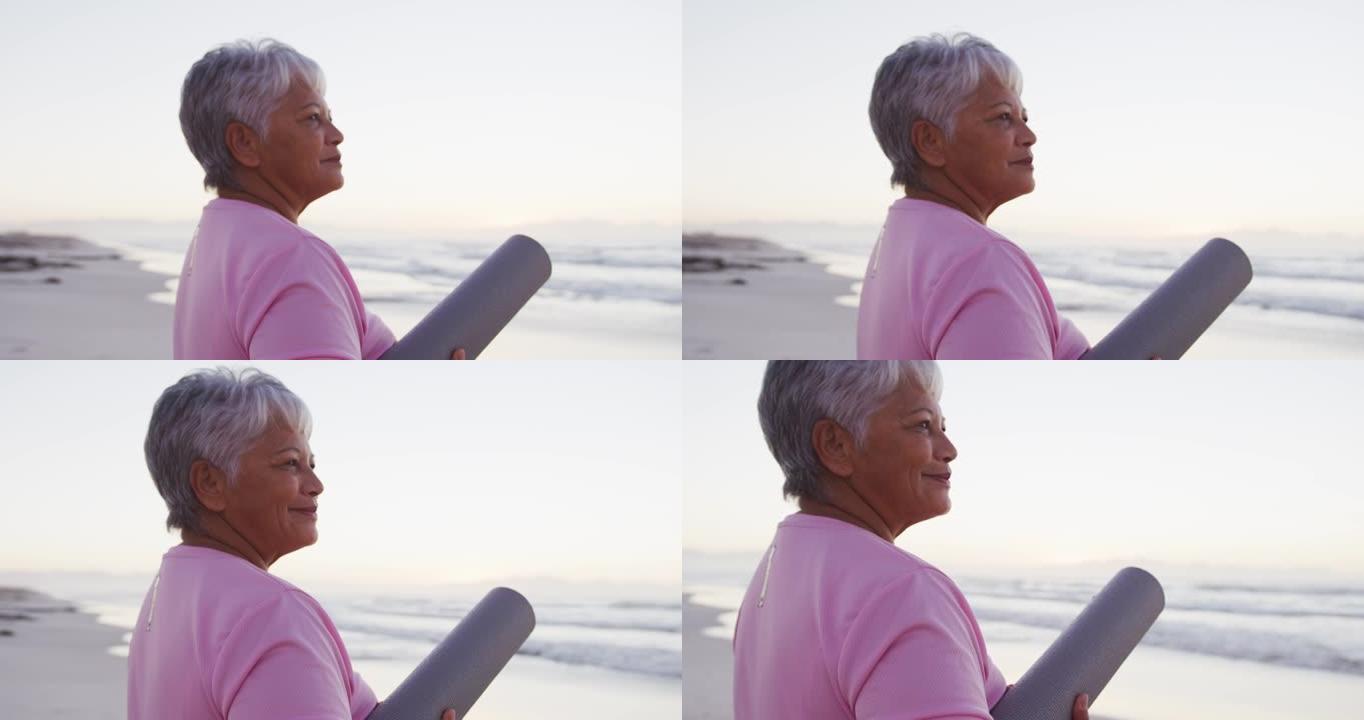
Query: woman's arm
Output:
[[840, 574, 1001, 720], [928, 244, 1059, 360]]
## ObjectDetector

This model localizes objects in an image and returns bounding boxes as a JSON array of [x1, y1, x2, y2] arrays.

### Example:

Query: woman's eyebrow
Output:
[[297, 102, 322, 112]]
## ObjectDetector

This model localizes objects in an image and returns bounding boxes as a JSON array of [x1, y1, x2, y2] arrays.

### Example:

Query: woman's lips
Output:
[[290, 508, 318, 520], [925, 473, 952, 488]]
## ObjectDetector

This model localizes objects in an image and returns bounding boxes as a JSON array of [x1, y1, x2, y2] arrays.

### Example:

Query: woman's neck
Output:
[[904, 180, 992, 225], [218, 181, 304, 224], [181, 520, 273, 571], [797, 492, 898, 543]]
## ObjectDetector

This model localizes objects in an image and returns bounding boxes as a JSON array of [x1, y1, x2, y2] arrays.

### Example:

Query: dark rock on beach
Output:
[[682, 232, 807, 274]]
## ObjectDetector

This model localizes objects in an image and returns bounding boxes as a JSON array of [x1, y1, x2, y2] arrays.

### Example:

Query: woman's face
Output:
[[941, 71, 1037, 210], [221, 420, 322, 562], [847, 382, 957, 534], [257, 78, 345, 205]]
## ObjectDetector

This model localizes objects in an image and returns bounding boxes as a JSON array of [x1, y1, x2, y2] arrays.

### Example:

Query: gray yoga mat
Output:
[[366, 587, 535, 720], [989, 567, 1164, 720], [1084, 237, 1252, 359], [380, 235, 552, 360]]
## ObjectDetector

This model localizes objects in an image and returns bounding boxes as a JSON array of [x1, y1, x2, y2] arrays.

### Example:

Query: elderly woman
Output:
[[127, 368, 456, 720], [733, 361, 1089, 720], [859, 34, 1089, 360], [174, 40, 461, 360]]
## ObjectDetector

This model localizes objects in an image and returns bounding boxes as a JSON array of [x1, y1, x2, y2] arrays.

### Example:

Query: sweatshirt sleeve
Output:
[[838, 573, 998, 720], [927, 243, 1057, 360], [237, 242, 364, 360], [213, 593, 373, 720]]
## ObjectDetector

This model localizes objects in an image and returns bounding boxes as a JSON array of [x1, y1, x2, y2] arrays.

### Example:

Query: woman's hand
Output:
[[450, 348, 467, 360], [1071, 693, 1089, 720], [442, 710, 458, 720]]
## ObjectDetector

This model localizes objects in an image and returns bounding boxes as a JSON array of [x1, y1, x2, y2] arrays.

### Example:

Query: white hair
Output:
[[144, 367, 312, 533], [757, 361, 943, 500], [179, 38, 326, 192], [869, 32, 1023, 189]]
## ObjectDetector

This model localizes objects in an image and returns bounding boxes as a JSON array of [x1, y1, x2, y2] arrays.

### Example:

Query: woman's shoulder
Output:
[[885, 198, 1030, 265], [200, 199, 343, 265], [779, 514, 949, 586], [162, 545, 315, 610]]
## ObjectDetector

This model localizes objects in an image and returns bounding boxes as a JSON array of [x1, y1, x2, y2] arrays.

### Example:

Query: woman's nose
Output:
[[304, 468, 324, 496], [1020, 121, 1036, 147], [937, 432, 957, 463]]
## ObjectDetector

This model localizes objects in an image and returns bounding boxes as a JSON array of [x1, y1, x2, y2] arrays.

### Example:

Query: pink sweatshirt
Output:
[[857, 197, 1089, 359], [127, 545, 378, 720], [733, 514, 1006, 720], [173, 198, 396, 359]]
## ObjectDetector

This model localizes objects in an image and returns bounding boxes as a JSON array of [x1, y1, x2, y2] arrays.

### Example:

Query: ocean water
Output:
[[685, 565, 1364, 679], [24, 219, 681, 358], [3, 571, 680, 716], [694, 221, 1364, 355], [328, 592, 681, 679]]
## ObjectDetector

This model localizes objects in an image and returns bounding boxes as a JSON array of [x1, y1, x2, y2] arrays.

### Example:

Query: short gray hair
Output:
[[869, 32, 1023, 189], [179, 38, 326, 192], [144, 368, 313, 533], [758, 361, 943, 500]]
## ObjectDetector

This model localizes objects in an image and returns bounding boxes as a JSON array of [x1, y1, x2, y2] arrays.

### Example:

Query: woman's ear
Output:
[[910, 119, 948, 169], [811, 419, 856, 479], [189, 459, 229, 513], [224, 121, 263, 169]]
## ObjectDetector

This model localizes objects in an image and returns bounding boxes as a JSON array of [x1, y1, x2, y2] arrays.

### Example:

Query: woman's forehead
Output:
[[253, 419, 310, 448], [968, 73, 1023, 109], [881, 381, 942, 414], [281, 78, 327, 110]]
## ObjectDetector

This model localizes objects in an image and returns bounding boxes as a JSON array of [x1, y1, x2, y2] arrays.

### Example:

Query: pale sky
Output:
[[684, 0, 1364, 239], [683, 361, 1364, 580], [0, 0, 679, 233], [0, 362, 681, 589]]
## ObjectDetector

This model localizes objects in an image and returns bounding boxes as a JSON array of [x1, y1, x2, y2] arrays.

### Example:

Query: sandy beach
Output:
[[682, 231, 1364, 360], [682, 594, 733, 720], [683, 233, 856, 359], [0, 573, 678, 720], [0, 587, 126, 719], [0, 232, 173, 359], [682, 589, 1364, 720]]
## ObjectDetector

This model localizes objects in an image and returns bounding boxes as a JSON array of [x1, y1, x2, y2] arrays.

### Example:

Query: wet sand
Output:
[[0, 232, 173, 359], [0, 587, 126, 719], [683, 233, 856, 359]]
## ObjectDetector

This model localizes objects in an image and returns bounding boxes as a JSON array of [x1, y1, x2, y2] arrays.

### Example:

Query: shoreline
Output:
[[0, 587, 127, 719], [682, 230, 1364, 359], [682, 593, 734, 720], [683, 232, 857, 359], [0, 232, 174, 359], [684, 585, 1364, 720]]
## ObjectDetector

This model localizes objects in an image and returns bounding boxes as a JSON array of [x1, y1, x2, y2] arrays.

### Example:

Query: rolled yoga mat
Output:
[[367, 587, 536, 720], [989, 567, 1164, 720], [380, 235, 552, 360], [1083, 237, 1252, 360]]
